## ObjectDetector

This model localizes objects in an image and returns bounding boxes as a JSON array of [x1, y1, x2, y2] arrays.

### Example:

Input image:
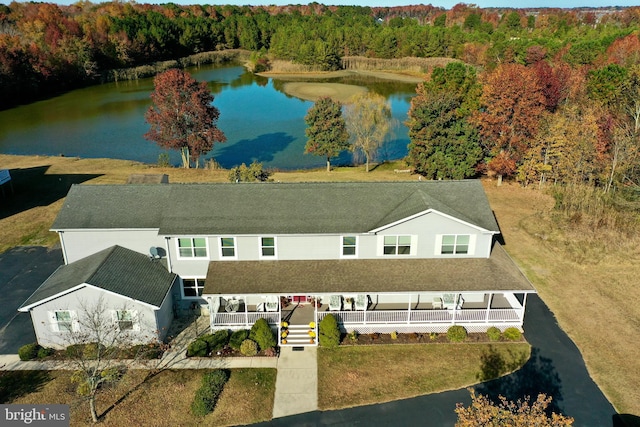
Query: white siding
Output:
[[29, 286, 162, 349], [61, 230, 164, 264]]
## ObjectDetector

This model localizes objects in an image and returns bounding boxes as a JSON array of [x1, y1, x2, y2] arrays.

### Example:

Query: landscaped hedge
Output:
[[187, 339, 209, 357], [18, 343, 40, 361], [202, 330, 230, 352], [249, 318, 276, 351], [503, 327, 522, 341], [191, 369, 230, 417], [229, 329, 249, 350], [319, 314, 340, 348], [487, 326, 502, 341], [447, 325, 468, 342], [240, 339, 258, 357]]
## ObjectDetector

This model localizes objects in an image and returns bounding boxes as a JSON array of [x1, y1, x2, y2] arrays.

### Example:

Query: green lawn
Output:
[[318, 343, 531, 410]]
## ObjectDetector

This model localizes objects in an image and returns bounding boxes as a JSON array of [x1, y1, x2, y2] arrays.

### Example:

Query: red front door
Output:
[[292, 295, 307, 303]]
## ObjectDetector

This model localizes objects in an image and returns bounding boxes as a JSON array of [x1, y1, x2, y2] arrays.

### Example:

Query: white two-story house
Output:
[[19, 180, 535, 348]]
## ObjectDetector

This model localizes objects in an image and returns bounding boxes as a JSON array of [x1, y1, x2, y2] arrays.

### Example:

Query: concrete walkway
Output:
[[272, 346, 318, 418]]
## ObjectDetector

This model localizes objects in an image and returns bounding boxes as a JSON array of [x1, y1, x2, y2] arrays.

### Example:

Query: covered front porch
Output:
[[202, 243, 536, 345]]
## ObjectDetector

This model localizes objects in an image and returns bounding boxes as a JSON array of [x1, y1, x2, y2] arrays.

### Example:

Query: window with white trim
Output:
[[383, 235, 412, 255], [342, 236, 357, 257], [48, 310, 78, 333], [55, 310, 73, 332], [260, 237, 276, 257], [441, 235, 470, 254], [182, 278, 206, 298], [114, 310, 138, 331], [220, 237, 236, 258], [177, 237, 208, 258]]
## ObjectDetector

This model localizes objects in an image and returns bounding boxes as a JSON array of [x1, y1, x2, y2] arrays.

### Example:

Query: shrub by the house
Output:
[[447, 325, 468, 342], [191, 369, 230, 417], [240, 339, 258, 356], [202, 329, 230, 352], [229, 329, 249, 350], [37, 347, 55, 359], [187, 339, 209, 357], [503, 327, 522, 341], [487, 326, 502, 341], [319, 314, 341, 348], [249, 318, 276, 351], [18, 343, 40, 361]]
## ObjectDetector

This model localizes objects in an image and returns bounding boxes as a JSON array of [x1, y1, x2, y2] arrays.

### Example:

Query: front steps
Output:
[[281, 324, 316, 347]]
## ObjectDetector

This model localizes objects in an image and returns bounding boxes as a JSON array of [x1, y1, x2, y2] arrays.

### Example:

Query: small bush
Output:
[[82, 343, 105, 359], [37, 347, 55, 359], [487, 327, 502, 341], [191, 369, 229, 417], [348, 330, 359, 342], [503, 327, 522, 341], [249, 318, 276, 351], [187, 339, 209, 357], [65, 344, 85, 358], [18, 343, 40, 361], [129, 343, 164, 360], [229, 329, 249, 350], [447, 325, 468, 342], [240, 339, 258, 356], [319, 314, 341, 348], [202, 330, 230, 352]]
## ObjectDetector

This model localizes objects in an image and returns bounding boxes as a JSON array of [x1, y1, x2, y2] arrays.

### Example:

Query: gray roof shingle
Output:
[[19, 246, 177, 310], [52, 181, 499, 235], [203, 243, 534, 295]]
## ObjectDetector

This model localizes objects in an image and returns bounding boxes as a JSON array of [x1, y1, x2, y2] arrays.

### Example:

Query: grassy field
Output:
[[318, 343, 530, 410], [4, 368, 276, 426], [1, 153, 639, 415], [482, 182, 640, 415]]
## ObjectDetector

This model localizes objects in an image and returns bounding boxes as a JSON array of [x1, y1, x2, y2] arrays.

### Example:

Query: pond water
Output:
[[0, 64, 417, 170]]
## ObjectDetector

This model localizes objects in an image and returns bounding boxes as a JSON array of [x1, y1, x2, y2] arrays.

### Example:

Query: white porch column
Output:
[[407, 294, 412, 324], [485, 293, 493, 323], [521, 293, 528, 322], [244, 294, 249, 327]]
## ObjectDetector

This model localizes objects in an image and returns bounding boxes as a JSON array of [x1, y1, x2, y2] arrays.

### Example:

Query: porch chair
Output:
[[355, 294, 368, 311], [265, 295, 279, 312], [225, 298, 239, 313], [432, 297, 443, 310], [329, 295, 342, 311]]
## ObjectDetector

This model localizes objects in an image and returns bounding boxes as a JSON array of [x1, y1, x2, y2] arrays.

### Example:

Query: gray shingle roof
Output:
[[19, 246, 177, 310], [52, 181, 499, 235], [203, 243, 534, 295]]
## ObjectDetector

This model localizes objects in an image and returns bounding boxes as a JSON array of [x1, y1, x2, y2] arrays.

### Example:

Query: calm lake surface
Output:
[[0, 64, 417, 169]]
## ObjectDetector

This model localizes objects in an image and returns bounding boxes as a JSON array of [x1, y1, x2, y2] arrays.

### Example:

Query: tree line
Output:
[[1, 2, 640, 108]]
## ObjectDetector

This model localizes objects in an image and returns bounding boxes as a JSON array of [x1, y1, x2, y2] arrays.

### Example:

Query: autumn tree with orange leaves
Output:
[[471, 63, 546, 184], [455, 389, 574, 426], [145, 69, 226, 168]]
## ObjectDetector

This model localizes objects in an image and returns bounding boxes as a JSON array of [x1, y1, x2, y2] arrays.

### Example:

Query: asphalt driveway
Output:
[[0, 246, 63, 354], [260, 294, 619, 426]]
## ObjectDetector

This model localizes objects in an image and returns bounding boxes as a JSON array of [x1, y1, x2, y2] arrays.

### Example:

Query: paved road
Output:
[[0, 246, 63, 354], [260, 294, 619, 426]]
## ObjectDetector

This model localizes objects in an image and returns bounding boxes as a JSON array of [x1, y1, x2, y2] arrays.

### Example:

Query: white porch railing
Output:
[[211, 308, 523, 330], [318, 308, 523, 325], [211, 312, 280, 329]]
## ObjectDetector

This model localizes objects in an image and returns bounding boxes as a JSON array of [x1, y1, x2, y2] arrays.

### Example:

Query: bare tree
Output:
[[345, 92, 392, 172], [58, 297, 158, 423]]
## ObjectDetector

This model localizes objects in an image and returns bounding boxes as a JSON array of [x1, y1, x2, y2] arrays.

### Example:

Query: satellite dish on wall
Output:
[[149, 247, 161, 260]]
